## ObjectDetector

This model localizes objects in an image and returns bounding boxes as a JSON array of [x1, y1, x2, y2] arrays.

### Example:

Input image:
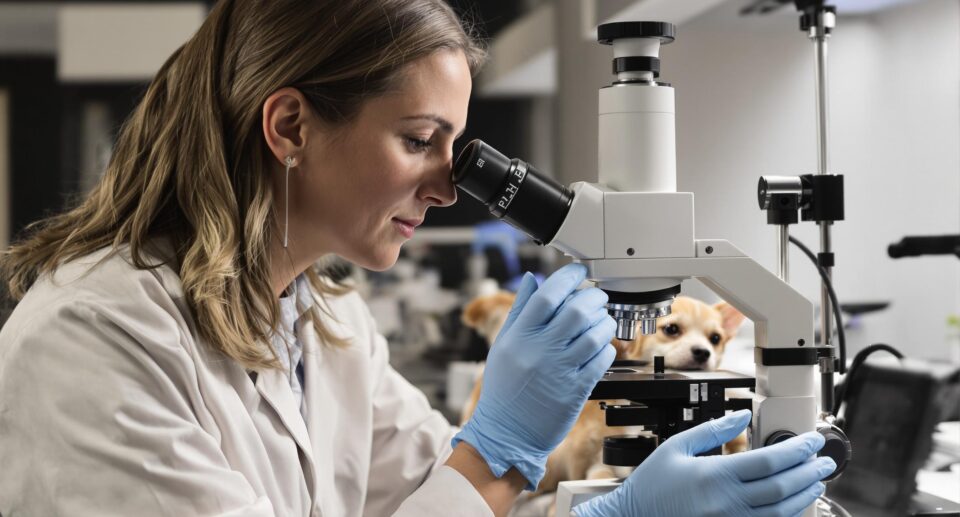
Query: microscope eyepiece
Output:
[[453, 140, 573, 245], [452, 140, 512, 204], [597, 21, 676, 45]]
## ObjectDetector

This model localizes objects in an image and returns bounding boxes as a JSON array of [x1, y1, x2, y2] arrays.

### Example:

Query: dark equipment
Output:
[[827, 357, 960, 517], [888, 236, 960, 260]]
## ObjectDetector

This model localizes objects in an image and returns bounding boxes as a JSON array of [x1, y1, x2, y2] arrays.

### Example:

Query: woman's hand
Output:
[[573, 410, 837, 517], [452, 263, 617, 490]]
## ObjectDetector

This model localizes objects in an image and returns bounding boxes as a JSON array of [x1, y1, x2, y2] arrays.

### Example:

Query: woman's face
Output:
[[292, 50, 472, 271]]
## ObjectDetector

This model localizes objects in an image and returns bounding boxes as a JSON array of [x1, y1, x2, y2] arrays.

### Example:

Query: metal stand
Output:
[[807, 2, 837, 364], [757, 1, 846, 421]]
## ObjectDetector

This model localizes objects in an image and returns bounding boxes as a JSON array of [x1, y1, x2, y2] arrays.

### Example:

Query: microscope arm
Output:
[[547, 182, 819, 447]]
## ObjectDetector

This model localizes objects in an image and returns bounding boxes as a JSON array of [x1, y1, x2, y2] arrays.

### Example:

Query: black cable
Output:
[[831, 343, 904, 417], [788, 236, 847, 375]]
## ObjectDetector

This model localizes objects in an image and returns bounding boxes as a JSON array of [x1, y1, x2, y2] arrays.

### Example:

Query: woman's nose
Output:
[[419, 161, 458, 207]]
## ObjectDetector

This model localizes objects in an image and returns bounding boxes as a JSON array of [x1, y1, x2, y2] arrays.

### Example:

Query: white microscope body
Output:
[[546, 23, 819, 517]]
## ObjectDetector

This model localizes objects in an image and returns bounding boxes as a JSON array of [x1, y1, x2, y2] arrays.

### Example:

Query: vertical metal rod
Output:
[[778, 225, 790, 282], [819, 223, 833, 347], [812, 13, 834, 348], [814, 28, 830, 176]]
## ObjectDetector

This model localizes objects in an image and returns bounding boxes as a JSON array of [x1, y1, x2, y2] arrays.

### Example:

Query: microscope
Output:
[[453, 13, 852, 517]]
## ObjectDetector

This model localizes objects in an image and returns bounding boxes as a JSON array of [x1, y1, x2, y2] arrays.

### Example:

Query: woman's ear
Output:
[[262, 87, 311, 166]]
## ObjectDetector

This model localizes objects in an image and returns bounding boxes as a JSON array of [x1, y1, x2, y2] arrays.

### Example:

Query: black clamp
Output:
[[757, 174, 844, 227], [800, 174, 844, 223], [798, 4, 836, 34], [765, 193, 800, 225], [817, 252, 835, 268]]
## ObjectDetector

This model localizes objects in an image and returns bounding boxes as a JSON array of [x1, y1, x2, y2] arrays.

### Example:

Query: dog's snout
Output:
[[692, 347, 711, 363]]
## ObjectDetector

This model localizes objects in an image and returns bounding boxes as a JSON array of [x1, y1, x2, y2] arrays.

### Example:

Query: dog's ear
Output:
[[714, 301, 746, 337], [462, 297, 491, 329], [462, 292, 516, 329]]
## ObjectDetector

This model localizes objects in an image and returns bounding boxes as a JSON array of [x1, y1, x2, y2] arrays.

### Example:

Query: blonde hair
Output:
[[0, 0, 486, 370]]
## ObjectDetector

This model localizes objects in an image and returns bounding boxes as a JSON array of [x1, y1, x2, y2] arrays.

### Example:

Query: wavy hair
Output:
[[0, 0, 486, 370]]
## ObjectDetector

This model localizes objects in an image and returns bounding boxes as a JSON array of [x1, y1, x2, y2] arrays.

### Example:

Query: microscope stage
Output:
[[591, 364, 756, 401]]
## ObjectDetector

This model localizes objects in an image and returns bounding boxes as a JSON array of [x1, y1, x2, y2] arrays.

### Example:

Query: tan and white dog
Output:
[[621, 296, 745, 372], [460, 292, 746, 496]]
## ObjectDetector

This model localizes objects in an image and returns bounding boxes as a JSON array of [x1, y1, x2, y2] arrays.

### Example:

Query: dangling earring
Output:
[[283, 156, 295, 248]]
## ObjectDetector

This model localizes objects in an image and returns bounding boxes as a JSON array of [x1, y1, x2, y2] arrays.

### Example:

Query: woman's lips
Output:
[[392, 218, 416, 238]]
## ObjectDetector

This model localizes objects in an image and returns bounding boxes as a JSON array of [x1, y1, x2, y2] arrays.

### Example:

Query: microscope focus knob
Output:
[[817, 423, 852, 482], [764, 430, 797, 446], [602, 435, 658, 467]]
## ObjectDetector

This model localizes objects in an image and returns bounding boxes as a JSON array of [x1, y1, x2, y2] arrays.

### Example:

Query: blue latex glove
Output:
[[574, 410, 837, 517], [453, 263, 617, 490]]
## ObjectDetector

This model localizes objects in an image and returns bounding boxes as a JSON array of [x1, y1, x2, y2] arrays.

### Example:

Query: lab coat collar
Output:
[[299, 281, 361, 517], [252, 364, 320, 508], [297, 318, 334, 517], [262, 274, 356, 516], [282, 274, 316, 322], [288, 273, 357, 341], [255, 274, 356, 515]]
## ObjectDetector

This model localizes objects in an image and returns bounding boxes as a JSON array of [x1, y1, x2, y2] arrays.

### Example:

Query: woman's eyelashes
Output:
[[404, 135, 433, 153]]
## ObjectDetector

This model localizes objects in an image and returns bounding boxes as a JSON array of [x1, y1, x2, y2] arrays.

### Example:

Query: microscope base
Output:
[[554, 478, 619, 517], [555, 478, 820, 517]]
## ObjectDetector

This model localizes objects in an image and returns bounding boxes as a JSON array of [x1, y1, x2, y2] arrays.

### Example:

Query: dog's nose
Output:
[[692, 347, 711, 363]]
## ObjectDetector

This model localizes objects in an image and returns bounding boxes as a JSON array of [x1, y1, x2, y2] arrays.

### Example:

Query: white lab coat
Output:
[[0, 245, 493, 517]]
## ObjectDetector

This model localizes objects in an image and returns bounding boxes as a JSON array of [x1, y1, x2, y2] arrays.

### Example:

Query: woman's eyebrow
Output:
[[401, 114, 464, 138]]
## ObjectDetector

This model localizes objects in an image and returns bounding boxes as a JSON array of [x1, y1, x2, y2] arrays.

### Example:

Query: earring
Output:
[[283, 156, 295, 248]]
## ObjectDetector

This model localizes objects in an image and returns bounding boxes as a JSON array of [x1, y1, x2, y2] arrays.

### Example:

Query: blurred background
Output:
[[0, 0, 957, 422]]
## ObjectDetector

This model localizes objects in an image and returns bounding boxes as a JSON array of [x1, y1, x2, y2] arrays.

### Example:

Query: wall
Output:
[[57, 3, 206, 82], [555, 0, 611, 185], [665, 0, 960, 360], [0, 3, 57, 56]]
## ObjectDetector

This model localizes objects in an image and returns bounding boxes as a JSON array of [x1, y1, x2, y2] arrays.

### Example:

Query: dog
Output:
[[621, 296, 744, 372], [460, 291, 746, 497]]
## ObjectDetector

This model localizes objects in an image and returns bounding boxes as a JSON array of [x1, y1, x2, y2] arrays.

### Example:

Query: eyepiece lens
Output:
[[452, 139, 573, 245], [453, 140, 512, 205]]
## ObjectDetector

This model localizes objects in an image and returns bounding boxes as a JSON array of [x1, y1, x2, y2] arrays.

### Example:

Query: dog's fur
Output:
[[460, 292, 746, 494]]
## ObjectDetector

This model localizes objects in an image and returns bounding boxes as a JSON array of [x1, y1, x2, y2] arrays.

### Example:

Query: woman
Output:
[[0, 1, 833, 516]]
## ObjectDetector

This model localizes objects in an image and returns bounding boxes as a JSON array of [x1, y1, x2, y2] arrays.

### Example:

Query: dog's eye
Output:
[[663, 324, 680, 336], [710, 333, 722, 345]]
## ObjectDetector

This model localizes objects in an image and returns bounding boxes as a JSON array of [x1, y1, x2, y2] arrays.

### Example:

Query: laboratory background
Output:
[[0, 1, 958, 516]]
